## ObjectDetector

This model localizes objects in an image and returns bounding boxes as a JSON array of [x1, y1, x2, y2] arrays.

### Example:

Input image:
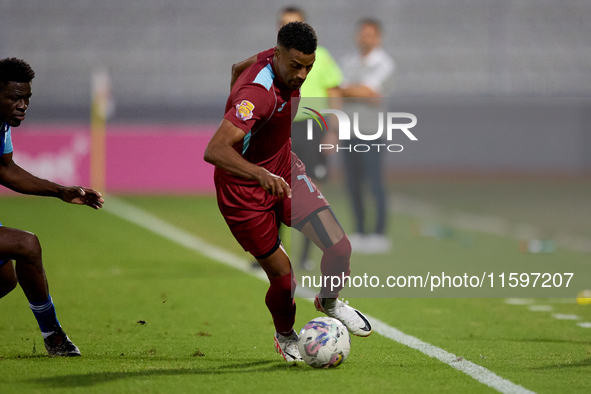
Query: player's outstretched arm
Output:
[[0, 153, 104, 209], [204, 119, 291, 198]]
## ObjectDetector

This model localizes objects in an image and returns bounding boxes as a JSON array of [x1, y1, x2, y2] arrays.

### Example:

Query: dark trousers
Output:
[[342, 143, 387, 235]]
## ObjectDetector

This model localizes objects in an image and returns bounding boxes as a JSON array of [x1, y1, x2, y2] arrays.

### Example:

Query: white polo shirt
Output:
[[341, 47, 395, 136], [341, 47, 395, 95]]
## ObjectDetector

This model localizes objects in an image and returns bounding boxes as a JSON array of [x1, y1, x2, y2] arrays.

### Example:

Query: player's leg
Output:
[[0, 227, 48, 302], [256, 244, 294, 332], [0, 226, 80, 356], [364, 148, 386, 233], [343, 146, 366, 236], [363, 148, 391, 253], [294, 208, 372, 337], [255, 243, 301, 362], [214, 176, 302, 362], [0, 259, 18, 298], [296, 208, 349, 298], [289, 170, 350, 297], [298, 234, 315, 271]]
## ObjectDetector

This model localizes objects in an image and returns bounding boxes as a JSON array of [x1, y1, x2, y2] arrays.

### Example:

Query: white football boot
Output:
[[274, 331, 303, 362], [314, 294, 372, 337], [44, 327, 81, 357]]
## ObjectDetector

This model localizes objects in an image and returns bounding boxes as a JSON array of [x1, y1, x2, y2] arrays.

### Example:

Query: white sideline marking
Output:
[[576, 322, 591, 328], [103, 196, 268, 281], [105, 196, 535, 394], [551, 314, 580, 320], [390, 194, 591, 253], [369, 318, 534, 394], [527, 305, 553, 312], [505, 298, 534, 305]]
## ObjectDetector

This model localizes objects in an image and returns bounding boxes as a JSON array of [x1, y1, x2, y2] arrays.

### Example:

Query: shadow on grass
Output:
[[502, 337, 591, 346], [0, 354, 48, 360], [532, 357, 591, 370], [31, 360, 305, 388]]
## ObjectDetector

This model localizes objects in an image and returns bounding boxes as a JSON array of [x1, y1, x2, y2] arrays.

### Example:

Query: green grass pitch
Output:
[[0, 188, 590, 393]]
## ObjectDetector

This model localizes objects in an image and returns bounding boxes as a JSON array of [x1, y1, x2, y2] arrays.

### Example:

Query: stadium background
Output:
[[1, 1, 591, 393], [1, 0, 590, 192]]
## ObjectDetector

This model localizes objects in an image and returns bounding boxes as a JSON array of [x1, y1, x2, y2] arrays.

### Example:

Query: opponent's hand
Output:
[[59, 186, 104, 209], [257, 169, 291, 199]]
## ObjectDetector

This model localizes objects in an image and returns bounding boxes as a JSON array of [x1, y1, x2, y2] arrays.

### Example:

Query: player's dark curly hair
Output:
[[0, 58, 35, 86], [277, 21, 317, 55]]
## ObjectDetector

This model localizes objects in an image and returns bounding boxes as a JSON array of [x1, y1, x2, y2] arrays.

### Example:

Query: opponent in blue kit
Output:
[[0, 58, 104, 356]]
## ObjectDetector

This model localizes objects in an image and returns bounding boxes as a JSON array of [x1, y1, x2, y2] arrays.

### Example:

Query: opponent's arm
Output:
[[0, 153, 104, 209], [204, 119, 291, 198], [230, 55, 257, 90]]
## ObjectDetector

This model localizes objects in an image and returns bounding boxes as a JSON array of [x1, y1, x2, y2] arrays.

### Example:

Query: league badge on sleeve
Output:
[[236, 100, 255, 121]]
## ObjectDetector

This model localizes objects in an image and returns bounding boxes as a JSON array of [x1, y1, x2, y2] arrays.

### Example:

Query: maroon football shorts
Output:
[[215, 160, 328, 258]]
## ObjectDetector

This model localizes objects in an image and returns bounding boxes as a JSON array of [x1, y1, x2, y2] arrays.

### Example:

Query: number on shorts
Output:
[[297, 175, 314, 193]]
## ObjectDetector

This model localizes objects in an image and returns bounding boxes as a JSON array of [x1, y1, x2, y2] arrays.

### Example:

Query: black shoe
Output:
[[44, 327, 81, 357]]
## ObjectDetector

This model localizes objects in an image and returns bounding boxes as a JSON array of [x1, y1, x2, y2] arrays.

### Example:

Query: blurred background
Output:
[[2, 0, 590, 120]]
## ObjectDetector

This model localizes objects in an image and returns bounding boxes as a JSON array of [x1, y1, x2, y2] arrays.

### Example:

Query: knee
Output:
[[326, 235, 351, 260], [321, 236, 351, 277], [18, 232, 42, 258]]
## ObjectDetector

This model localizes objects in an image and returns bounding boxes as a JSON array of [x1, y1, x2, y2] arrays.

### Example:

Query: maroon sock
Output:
[[265, 272, 297, 336], [320, 235, 352, 298]]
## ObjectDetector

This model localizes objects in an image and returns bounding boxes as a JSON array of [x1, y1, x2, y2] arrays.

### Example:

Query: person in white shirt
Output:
[[336, 19, 395, 254]]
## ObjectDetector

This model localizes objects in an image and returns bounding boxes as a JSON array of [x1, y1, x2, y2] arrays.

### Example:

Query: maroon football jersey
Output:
[[217, 48, 300, 185]]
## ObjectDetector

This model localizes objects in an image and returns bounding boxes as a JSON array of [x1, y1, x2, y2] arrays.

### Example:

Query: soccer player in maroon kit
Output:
[[205, 22, 371, 362]]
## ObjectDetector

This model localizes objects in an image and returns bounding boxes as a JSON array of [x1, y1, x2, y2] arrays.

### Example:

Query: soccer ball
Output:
[[298, 317, 351, 368]]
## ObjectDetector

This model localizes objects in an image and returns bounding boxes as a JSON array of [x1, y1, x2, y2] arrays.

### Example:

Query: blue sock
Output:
[[29, 295, 60, 338]]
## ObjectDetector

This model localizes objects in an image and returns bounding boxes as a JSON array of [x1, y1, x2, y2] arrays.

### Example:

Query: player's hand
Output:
[[59, 186, 104, 209], [257, 170, 291, 199]]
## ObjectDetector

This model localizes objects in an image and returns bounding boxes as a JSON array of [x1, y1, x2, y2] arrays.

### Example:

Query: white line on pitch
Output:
[[505, 298, 535, 305], [369, 318, 534, 394], [551, 313, 580, 320], [104, 196, 535, 394], [527, 305, 553, 312], [389, 194, 591, 253]]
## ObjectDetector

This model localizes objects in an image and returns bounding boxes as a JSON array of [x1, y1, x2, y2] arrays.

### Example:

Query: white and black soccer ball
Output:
[[298, 317, 351, 368]]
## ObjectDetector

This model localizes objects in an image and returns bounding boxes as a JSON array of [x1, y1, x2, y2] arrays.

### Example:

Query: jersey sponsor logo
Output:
[[277, 102, 287, 112], [236, 100, 255, 121]]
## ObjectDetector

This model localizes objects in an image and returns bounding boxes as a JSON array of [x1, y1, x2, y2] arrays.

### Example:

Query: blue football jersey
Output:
[[1, 122, 14, 154]]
